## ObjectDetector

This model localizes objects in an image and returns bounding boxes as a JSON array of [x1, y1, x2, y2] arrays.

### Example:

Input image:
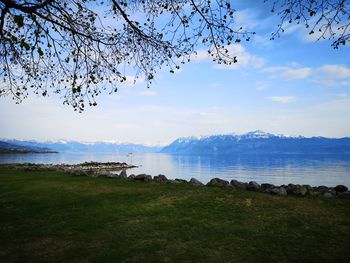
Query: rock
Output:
[[322, 192, 334, 198], [316, 185, 329, 194], [207, 178, 230, 187], [261, 183, 275, 192], [247, 181, 260, 191], [287, 184, 307, 196], [119, 169, 127, 179], [128, 174, 135, 180], [334, 185, 348, 193], [189, 178, 204, 186], [134, 174, 152, 182], [230, 180, 247, 190], [96, 170, 113, 177], [153, 174, 168, 183], [169, 180, 181, 184], [269, 187, 287, 196], [175, 178, 188, 183], [338, 191, 350, 198]]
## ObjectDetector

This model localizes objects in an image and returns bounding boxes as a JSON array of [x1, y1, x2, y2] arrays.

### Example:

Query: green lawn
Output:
[[1, 168, 350, 262]]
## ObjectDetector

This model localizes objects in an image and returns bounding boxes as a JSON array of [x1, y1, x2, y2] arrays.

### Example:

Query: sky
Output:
[[1, 0, 350, 145]]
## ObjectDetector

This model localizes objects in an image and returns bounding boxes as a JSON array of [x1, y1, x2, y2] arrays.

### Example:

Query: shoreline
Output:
[[1, 162, 349, 199]]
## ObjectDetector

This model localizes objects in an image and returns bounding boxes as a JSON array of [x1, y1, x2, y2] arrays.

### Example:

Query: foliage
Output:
[[269, 0, 350, 48], [0, 0, 251, 111]]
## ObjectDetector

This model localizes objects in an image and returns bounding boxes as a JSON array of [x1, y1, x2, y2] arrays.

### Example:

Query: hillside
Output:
[[3, 139, 161, 153], [0, 141, 57, 154], [161, 131, 350, 155]]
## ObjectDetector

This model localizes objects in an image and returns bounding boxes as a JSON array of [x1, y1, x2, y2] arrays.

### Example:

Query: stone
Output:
[[134, 174, 152, 182], [334, 185, 348, 193], [189, 178, 204, 186], [287, 184, 307, 196], [230, 180, 247, 190], [247, 181, 260, 191], [338, 191, 350, 199], [96, 170, 113, 177], [119, 169, 127, 179], [153, 174, 168, 183], [269, 187, 287, 196], [322, 192, 334, 198], [316, 185, 329, 194], [261, 183, 275, 192], [207, 178, 230, 187], [128, 174, 135, 180], [174, 178, 188, 183]]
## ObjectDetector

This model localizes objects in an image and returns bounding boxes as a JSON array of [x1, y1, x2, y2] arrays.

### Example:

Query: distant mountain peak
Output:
[[161, 131, 350, 155], [240, 130, 275, 139]]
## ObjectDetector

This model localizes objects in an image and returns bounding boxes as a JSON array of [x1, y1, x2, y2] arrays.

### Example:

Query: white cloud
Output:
[[192, 44, 265, 70], [124, 75, 144, 86], [263, 66, 312, 80], [319, 64, 350, 79], [208, 83, 221, 88], [234, 10, 258, 30], [255, 81, 270, 90], [192, 50, 210, 62], [138, 90, 157, 97], [262, 63, 350, 87], [268, 96, 296, 104], [313, 64, 350, 87], [214, 45, 265, 70]]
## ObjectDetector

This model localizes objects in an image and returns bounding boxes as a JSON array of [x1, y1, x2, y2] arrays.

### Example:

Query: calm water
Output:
[[0, 152, 350, 187]]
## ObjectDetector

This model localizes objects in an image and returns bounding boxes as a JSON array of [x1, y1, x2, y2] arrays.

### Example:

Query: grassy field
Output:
[[0, 168, 350, 262]]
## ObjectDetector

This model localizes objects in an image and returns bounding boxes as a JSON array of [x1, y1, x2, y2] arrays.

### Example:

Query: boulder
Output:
[[134, 174, 152, 182], [128, 174, 135, 180], [287, 184, 307, 196], [119, 169, 127, 179], [269, 187, 287, 196], [261, 183, 275, 192], [316, 185, 329, 194], [338, 191, 350, 199], [322, 192, 334, 198], [230, 180, 247, 190], [153, 174, 168, 183], [189, 178, 204, 186], [334, 185, 348, 193], [175, 178, 188, 183], [207, 178, 230, 188], [230, 180, 242, 189], [247, 181, 260, 191], [96, 170, 113, 177]]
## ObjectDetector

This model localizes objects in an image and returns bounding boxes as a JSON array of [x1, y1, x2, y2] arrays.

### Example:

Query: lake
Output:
[[0, 152, 349, 187]]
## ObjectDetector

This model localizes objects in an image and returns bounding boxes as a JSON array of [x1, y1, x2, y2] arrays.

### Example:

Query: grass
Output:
[[0, 168, 350, 262]]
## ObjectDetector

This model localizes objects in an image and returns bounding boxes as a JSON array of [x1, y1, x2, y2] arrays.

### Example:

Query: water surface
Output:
[[1, 152, 349, 187]]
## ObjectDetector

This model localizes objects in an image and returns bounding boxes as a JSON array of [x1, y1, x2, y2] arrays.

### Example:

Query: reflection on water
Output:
[[0, 152, 349, 187]]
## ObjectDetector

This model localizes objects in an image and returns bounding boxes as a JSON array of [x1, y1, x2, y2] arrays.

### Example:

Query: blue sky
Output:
[[1, 0, 350, 145]]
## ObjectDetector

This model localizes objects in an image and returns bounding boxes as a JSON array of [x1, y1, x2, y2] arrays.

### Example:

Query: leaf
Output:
[[14, 15, 24, 28]]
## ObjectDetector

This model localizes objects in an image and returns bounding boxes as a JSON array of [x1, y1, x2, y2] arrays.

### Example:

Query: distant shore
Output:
[[0, 149, 58, 154]]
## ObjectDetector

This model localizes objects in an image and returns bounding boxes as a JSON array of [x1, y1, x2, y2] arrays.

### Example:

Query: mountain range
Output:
[[161, 131, 350, 155], [0, 141, 57, 154], [0, 139, 161, 154], [1, 131, 350, 155]]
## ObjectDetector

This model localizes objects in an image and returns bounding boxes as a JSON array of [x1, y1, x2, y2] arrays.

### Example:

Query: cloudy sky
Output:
[[1, 0, 350, 145]]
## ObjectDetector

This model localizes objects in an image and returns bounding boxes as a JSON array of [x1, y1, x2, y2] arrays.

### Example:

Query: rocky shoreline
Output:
[[1, 162, 349, 199]]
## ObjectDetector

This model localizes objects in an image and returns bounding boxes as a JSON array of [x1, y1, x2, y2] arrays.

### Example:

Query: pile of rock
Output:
[[206, 178, 349, 198], [0, 162, 137, 175], [2, 162, 349, 198], [100, 171, 349, 198]]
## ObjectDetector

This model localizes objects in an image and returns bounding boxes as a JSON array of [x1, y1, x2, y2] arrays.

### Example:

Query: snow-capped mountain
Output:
[[161, 131, 350, 155], [1, 139, 161, 153]]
